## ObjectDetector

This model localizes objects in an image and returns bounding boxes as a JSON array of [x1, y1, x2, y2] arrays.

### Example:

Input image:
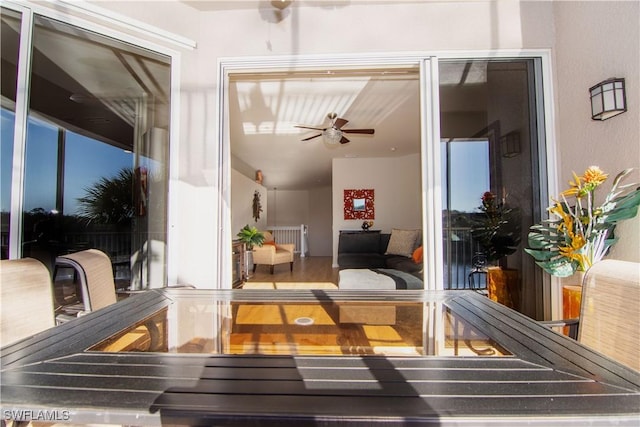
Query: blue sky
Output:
[[4, 108, 488, 217], [2, 110, 132, 215], [443, 140, 490, 213]]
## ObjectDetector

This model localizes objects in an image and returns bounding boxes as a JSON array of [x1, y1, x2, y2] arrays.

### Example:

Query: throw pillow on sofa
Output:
[[412, 246, 423, 263], [385, 229, 420, 258]]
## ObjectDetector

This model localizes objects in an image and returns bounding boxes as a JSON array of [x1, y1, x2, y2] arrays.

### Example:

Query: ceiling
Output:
[[2, 2, 490, 194], [227, 59, 493, 191], [229, 69, 422, 190], [1, 11, 171, 153]]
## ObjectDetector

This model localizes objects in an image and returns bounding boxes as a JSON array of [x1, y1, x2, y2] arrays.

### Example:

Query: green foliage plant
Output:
[[471, 191, 521, 265], [236, 224, 265, 250], [76, 168, 134, 226], [525, 167, 640, 277]]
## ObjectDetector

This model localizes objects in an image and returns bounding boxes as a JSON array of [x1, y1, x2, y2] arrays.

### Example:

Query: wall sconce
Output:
[[590, 78, 626, 120], [500, 131, 521, 158]]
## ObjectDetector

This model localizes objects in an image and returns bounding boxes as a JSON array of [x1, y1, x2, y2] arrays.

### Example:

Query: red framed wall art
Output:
[[344, 189, 374, 220]]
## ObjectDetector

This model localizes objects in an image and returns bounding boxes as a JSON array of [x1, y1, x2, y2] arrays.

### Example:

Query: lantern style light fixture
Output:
[[589, 78, 626, 120]]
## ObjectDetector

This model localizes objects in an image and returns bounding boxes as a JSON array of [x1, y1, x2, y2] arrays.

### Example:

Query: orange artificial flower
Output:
[[582, 166, 608, 186], [561, 171, 583, 198], [526, 166, 640, 277]]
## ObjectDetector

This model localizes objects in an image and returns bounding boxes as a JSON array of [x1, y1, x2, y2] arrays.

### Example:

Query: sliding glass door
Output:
[[438, 59, 546, 317], [219, 55, 549, 318], [2, 7, 172, 289], [0, 7, 21, 260]]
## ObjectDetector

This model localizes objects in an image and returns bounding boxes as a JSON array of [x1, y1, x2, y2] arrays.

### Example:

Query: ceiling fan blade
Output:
[[301, 133, 322, 141], [295, 125, 326, 131], [342, 129, 375, 134], [340, 136, 350, 144], [334, 118, 349, 129]]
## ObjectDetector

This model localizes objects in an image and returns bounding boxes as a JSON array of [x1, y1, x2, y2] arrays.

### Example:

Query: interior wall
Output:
[[231, 169, 267, 236], [265, 187, 332, 256], [332, 155, 422, 266], [307, 186, 333, 257], [265, 189, 308, 227]]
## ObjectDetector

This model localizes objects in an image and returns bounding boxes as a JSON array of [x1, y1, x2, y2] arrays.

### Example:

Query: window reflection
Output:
[[0, 7, 22, 259], [439, 60, 540, 316], [89, 297, 510, 357], [13, 13, 171, 292]]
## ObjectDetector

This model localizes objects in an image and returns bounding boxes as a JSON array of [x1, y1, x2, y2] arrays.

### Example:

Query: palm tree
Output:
[[77, 168, 134, 227]]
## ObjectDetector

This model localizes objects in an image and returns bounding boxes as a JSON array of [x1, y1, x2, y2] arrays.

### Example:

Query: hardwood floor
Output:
[[227, 301, 425, 356], [244, 255, 340, 288]]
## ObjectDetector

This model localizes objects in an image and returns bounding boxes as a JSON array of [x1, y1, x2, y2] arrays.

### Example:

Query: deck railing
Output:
[[7, 225, 478, 289], [442, 227, 485, 290]]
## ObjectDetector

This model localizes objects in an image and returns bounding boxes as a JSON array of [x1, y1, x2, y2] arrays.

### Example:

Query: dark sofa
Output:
[[337, 231, 423, 278]]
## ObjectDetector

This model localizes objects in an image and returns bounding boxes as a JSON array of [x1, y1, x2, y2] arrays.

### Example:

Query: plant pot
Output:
[[561, 271, 585, 335], [245, 250, 254, 279], [487, 267, 519, 309]]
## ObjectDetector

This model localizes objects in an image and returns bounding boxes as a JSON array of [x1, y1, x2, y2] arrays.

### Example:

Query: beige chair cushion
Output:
[[262, 231, 275, 243], [252, 231, 294, 271], [57, 249, 117, 312], [579, 259, 639, 371], [1, 258, 55, 347]]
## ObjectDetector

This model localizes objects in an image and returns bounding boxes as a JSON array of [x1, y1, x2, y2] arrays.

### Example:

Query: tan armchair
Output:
[[252, 231, 294, 274]]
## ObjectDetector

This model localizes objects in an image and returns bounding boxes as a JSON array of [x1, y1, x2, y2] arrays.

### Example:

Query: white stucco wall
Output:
[[553, 1, 640, 262], [36, 1, 638, 290]]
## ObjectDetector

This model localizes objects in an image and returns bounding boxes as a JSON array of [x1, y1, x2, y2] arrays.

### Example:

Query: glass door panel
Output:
[[439, 59, 542, 316], [441, 139, 490, 289], [1, 7, 22, 259], [20, 14, 171, 290]]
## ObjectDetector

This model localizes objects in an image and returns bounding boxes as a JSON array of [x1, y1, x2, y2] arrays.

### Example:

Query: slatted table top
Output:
[[1, 289, 639, 426]]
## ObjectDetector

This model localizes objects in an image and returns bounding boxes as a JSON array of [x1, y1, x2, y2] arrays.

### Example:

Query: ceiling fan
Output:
[[295, 112, 375, 144]]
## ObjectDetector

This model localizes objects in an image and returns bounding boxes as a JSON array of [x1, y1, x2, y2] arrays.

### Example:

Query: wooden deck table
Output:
[[1, 288, 639, 426]]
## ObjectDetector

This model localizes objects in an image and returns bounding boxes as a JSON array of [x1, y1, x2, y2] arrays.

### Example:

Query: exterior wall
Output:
[[553, 1, 640, 262], [28, 1, 638, 290]]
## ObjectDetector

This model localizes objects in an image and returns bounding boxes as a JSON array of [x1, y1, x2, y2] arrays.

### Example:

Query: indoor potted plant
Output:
[[525, 166, 640, 322], [471, 191, 522, 308], [525, 166, 640, 277], [471, 191, 521, 266], [237, 224, 265, 275]]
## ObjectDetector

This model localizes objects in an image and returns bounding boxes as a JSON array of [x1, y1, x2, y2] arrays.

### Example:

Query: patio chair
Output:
[[544, 259, 639, 371], [54, 249, 117, 316], [252, 231, 294, 274], [1, 258, 56, 347]]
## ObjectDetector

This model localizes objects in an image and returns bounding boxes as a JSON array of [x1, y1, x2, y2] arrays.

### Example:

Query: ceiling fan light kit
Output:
[[295, 112, 374, 145], [323, 127, 342, 145]]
